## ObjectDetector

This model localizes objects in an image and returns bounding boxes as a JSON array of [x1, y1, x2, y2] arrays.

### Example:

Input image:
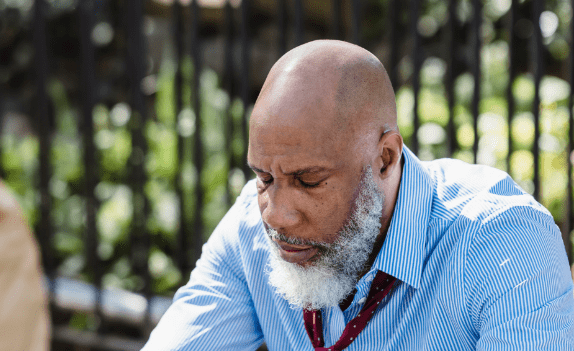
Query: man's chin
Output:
[[267, 250, 354, 310]]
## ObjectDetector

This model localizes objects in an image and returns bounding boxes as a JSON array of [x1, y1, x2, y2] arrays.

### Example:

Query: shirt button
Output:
[[366, 275, 374, 282], [358, 297, 367, 304]]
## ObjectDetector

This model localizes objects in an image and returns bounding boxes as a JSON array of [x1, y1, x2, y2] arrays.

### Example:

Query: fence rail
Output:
[[0, 0, 572, 348]]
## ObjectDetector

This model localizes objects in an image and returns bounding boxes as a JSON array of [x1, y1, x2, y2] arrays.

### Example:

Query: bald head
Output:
[[254, 40, 397, 138]]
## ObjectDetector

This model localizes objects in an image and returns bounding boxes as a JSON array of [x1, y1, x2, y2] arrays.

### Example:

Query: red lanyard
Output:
[[303, 271, 396, 351]]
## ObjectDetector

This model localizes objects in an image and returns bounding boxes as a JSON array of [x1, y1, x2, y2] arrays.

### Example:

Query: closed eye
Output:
[[299, 179, 320, 188]]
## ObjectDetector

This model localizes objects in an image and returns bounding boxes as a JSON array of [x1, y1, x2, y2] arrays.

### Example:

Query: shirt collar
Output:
[[370, 145, 434, 289]]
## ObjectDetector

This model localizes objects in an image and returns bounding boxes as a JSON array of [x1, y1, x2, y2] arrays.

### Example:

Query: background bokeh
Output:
[[0, 0, 573, 348]]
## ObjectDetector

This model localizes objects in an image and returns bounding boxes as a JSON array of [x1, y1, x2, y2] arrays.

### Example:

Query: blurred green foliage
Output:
[[397, 45, 573, 231], [2, 55, 249, 296]]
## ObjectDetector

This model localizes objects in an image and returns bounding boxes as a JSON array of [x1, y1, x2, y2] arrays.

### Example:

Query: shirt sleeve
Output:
[[142, 188, 264, 351], [464, 206, 574, 350]]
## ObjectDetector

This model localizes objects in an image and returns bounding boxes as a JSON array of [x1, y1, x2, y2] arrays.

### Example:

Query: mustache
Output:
[[267, 228, 330, 251]]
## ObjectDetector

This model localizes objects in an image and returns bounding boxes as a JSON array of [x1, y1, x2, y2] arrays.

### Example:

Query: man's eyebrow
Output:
[[247, 163, 329, 176]]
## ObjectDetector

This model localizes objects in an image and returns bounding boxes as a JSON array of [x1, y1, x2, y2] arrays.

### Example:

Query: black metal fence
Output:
[[0, 0, 572, 349]]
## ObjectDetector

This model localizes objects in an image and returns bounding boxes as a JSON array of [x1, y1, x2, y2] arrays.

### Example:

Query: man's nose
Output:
[[261, 186, 301, 230]]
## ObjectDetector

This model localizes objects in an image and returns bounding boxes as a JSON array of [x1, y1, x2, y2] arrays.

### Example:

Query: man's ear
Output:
[[377, 131, 403, 179]]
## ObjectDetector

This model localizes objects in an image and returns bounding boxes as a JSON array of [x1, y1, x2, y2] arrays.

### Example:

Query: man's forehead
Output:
[[248, 128, 342, 166], [249, 83, 346, 145]]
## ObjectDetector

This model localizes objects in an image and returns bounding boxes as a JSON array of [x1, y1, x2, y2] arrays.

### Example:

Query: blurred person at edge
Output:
[[143, 40, 574, 350], [0, 181, 50, 350]]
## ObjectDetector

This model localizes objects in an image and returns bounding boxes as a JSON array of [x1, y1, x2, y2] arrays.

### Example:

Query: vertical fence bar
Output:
[[79, 0, 103, 327], [332, 0, 342, 40], [173, 0, 189, 277], [471, 0, 481, 164], [410, 0, 420, 155], [224, 0, 234, 207], [278, 0, 287, 54], [566, 0, 574, 264], [388, 0, 400, 89], [294, 0, 304, 45], [532, 0, 542, 200], [446, 0, 456, 157], [351, 0, 361, 45], [507, 0, 516, 173], [126, 0, 152, 332], [32, 0, 54, 297], [241, 0, 251, 178], [191, 0, 204, 266]]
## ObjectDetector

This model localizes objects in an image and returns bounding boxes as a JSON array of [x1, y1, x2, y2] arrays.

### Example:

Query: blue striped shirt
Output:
[[143, 146, 574, 350]]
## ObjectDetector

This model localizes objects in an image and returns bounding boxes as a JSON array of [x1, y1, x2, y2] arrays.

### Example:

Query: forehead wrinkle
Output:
[[248, 163, 329, 175], [250, 156, 339, 175], [289, 167, 330, 176], [250, 115, 343, 157]]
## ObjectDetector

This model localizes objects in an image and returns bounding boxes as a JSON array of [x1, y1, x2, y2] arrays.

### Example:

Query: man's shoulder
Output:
[[186, 180, 267, 286], [419, 159, 570, 300], [224, 179, 260, 227], [235, 178, 259, 207], [422, 157, 549, 224], [420, 158, 560, 266], [206, 179, 265, 253], [235, 180, 265, 234]]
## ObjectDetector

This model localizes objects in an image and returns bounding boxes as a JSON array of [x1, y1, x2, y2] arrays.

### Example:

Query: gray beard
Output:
[[266, 166, 385, 310]]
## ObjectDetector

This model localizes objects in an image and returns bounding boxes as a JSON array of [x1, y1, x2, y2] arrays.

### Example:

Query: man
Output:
[[143, 40, 574, 350]]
